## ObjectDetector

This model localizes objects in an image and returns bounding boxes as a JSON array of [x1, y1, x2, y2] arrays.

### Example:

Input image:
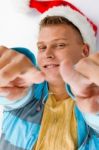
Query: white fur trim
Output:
[[12, 0, 32, 13], [39, 6, 96, 53]]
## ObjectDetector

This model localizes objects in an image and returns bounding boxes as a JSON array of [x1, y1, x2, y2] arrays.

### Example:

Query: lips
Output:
[[43, 64, 59, 69]]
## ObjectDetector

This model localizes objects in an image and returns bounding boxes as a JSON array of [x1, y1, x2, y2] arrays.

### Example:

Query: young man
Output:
[[0, 2, 99, 150]]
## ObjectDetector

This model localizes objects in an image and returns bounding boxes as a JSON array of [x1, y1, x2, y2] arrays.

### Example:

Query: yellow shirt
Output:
[[34, 94, 77, 150]]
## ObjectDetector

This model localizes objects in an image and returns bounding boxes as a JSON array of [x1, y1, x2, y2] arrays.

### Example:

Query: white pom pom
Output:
[[11, 0, 32, 13]]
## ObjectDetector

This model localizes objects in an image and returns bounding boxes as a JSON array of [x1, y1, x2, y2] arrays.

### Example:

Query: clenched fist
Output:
[[60, 52, 99, 113], [0, 46, 45, 100]]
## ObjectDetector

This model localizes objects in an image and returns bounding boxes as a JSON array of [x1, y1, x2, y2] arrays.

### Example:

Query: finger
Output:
[[0, 55, 33, 86], [9, 77, 26, 86], [0, 46, 8, 56], [0, 50, 19, 69], [60, 59, 91, 97], [0, 87, 10, 96], [7, 67, 45, 87], [9, 77, 30, 87], [89, 52, 99, 65], [0, 87, 28, 100], [18, 67, 45, 85], [76, 94, 99, 113], [7, 87, 28, 100], [75, 58, 99, 86]]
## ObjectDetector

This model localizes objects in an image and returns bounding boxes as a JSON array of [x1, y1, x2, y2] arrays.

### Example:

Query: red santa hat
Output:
[[14, 0, 97, 53]]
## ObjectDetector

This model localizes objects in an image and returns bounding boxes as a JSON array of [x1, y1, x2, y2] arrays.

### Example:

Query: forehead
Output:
[[38, 24, 75, 42]]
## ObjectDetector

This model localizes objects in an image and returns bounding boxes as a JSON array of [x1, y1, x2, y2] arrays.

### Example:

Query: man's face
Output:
[[37, 24, 84, 82]]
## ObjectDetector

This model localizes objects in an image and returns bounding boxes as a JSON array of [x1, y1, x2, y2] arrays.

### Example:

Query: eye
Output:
[[38, 46, 46, 52], [57, 43, 66, 48]]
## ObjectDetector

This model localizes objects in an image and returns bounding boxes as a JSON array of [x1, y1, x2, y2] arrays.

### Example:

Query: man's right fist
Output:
[[0, 46, 45, 87], [0, 46, 45, 100]]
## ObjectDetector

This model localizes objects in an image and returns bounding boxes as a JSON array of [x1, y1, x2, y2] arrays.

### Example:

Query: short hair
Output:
[[39, 16, 83, 43]]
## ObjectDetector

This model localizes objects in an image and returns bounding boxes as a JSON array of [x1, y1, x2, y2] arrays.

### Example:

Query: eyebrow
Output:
[[37, 38, 68, 45]]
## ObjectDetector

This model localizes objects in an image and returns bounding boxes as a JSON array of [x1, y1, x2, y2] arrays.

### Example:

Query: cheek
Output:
[[37, 55, 41, 66], [68, 50, 82, 63], [57, 51, 71, 62]]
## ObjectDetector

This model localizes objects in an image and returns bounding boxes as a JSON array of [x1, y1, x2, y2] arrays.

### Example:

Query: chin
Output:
[[45, 72, 63, 82]]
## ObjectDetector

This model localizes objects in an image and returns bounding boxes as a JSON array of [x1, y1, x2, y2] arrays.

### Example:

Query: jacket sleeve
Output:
[[0, 47, 36, 110], [82, 112, 99, 134], [66, 84, 99, 134]]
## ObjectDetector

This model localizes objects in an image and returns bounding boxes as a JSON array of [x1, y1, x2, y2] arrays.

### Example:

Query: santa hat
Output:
[[14, 0, 97, 53]]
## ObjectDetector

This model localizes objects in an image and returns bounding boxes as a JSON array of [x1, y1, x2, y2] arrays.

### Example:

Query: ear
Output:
[[81, 44, 90, 57]]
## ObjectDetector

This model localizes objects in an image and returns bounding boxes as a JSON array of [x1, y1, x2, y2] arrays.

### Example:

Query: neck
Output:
[[48, 81, 69, 101]]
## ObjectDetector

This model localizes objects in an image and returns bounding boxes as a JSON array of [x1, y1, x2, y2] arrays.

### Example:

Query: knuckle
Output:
[[10, 49, 24, 57], [0, 46, 8, 54], [19, 54, 26, 62], [75, 58, 89, 72], [9, 50, 21, 58], [79, 58, 89, 66], [90, 52, 99, 59], [10, 52, 32, 68], [11, 53, 24, 63], [0, 45, 7, 50], [94, 52, 99, 58], [11, 50, 19, 56], [2, 70, 11, 79], [20, 55, 32, 66]]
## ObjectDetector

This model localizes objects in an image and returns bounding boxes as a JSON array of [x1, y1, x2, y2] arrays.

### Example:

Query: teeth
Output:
[[45, 64, 59, 68]]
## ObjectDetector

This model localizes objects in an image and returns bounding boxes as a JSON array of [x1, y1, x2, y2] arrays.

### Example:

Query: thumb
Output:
[[16, 67, 45, 87], [60, 59, 91, 97]]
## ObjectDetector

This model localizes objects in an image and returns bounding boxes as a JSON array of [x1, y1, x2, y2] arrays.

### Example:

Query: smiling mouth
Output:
[[44, 64, 60, 69]]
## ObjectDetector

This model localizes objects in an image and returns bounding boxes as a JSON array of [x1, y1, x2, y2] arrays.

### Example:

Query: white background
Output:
[[0, 0, 99, 134]]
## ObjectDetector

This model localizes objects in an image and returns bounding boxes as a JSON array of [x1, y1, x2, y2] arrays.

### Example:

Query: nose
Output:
[[44, 47, 54, 59]]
